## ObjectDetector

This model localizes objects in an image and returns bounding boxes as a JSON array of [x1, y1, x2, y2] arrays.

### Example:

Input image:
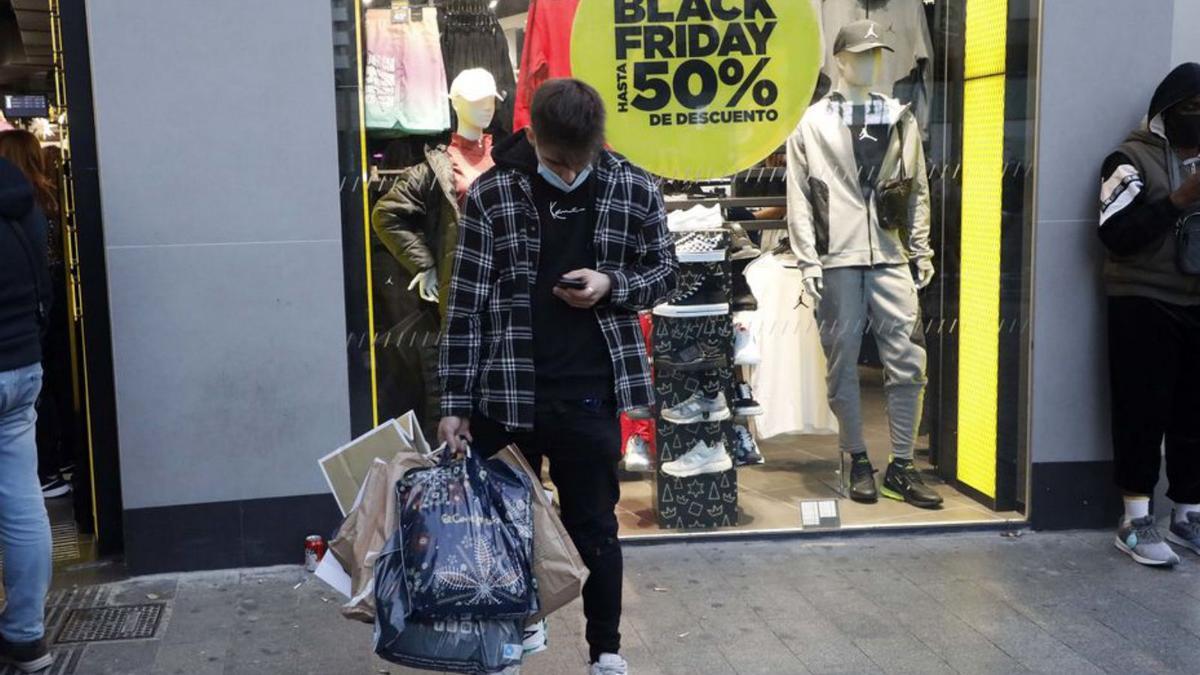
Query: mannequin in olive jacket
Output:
[[371, 69, 503, 433]]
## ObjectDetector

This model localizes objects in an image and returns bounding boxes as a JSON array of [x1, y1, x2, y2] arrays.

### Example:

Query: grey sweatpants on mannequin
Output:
[[817, 265, 926, 459]]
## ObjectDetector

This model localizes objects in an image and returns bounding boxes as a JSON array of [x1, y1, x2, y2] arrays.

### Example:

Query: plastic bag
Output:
[[374, 531, 524, 674], [398, 450, 538, 621]]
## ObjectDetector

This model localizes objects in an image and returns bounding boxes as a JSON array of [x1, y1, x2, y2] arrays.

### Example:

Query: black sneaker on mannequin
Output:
[[848, 452, 878, 503], [881, 460, 944, 509]]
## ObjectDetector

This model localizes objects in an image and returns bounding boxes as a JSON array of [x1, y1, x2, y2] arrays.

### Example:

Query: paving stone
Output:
[[36, 531, 1200, 674]]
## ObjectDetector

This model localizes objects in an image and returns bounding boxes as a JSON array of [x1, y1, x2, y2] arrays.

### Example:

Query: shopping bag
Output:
[[374, 531, 524, 674], [397, 450, 538, 621], [492, 445, 589, 623], [328, 438, 436, 623]]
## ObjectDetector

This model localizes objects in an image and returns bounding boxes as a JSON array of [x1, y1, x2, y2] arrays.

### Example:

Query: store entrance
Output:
[[1, 0, 120, 572]]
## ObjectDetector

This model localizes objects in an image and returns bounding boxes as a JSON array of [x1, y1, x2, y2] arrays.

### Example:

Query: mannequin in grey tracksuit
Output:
[[787, 22, 936, 507]]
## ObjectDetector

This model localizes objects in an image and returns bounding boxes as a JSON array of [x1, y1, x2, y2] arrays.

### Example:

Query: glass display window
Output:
[[330, 0, 1040, 536]]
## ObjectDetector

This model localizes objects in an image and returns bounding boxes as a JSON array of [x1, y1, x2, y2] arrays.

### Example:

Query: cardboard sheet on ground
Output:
[[319, 417, 418, 515]]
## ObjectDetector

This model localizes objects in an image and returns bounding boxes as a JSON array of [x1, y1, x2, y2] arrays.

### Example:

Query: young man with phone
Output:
[[438, 78, 677, 674]]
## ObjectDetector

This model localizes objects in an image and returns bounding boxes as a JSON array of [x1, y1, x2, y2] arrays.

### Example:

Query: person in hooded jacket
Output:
[[1100, 62, 1200, 567], [438, 78, 677, 675], [0, 157, 55, 672]]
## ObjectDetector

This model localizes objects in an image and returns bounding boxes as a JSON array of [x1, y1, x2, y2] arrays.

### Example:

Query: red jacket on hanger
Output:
[[513, 0, 579, 131]]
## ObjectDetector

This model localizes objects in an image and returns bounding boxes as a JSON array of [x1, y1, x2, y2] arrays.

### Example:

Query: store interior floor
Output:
[[615, 368, 1023, 536]]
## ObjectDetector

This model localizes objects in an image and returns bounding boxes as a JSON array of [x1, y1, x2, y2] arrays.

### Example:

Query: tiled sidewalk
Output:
[[13, 528, 1200, 674]]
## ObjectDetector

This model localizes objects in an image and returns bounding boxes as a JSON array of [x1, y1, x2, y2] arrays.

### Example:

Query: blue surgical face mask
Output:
[[537, 162, 593, 193]]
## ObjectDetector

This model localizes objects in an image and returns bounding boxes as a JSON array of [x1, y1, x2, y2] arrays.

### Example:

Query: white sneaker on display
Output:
[[623, 436, 653, 473], [733, 323, 761, 365], [661, 440, 733, 478], [668, 204, 723, 232], [589, 652, 629, 675]]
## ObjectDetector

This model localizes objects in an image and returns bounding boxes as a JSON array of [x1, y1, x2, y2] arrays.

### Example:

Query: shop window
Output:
[[330, 0, 1038, 535]]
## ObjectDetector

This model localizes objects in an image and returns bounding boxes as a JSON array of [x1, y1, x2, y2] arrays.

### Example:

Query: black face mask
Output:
[[1164, 109, 1200, 149]]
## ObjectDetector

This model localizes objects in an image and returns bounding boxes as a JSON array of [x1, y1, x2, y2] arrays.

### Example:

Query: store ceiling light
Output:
[[488, 0, 498, 8]]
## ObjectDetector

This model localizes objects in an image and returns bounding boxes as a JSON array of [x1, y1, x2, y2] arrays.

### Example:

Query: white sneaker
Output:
[[590, 653, 629, 675], [669, 204, 723, 232], [623, 436, 653, 473], [661, 440, 732, 478], [522, 619, 547, 655], [733, 323, 761, 365]]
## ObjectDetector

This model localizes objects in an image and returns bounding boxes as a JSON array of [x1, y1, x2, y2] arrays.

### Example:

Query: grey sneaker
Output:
[[1115, 516, 1180, 567], [661, 392, 731, 424], [1167, 511, 1200, 555]]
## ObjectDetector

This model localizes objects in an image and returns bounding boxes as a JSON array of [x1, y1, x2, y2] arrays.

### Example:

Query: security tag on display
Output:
[[798, 499, 841, 530]]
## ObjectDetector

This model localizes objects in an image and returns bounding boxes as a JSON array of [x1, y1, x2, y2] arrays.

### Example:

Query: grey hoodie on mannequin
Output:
[[786, 93, 932, 280]]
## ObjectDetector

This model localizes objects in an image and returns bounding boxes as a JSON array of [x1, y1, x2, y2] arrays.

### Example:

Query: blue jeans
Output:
[[0, 363, 50, 643]]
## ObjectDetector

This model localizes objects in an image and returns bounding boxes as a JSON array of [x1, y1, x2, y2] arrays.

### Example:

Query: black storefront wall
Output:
[[59, 0, 123, 556]]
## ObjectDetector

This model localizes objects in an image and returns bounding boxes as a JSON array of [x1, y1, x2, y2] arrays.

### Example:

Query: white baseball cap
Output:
[[449, 68, 506, 102]]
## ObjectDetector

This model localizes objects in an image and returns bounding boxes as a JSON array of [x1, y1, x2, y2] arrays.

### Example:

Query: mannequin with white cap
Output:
[[371, 67, 504, 435], [373, 68, 504, 308]]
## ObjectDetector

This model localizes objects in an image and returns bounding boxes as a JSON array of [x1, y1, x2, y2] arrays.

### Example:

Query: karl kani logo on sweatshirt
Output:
[[549, 202, 587, 221]]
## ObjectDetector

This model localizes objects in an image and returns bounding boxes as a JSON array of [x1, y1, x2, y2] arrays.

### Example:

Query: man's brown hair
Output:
[[530, 78, 606, 162]]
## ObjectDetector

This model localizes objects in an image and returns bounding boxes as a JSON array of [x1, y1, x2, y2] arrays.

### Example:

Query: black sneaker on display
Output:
[[0, 635, 53, 673], [881, 459, 944, 509], [847, 452, 878, 503], [657, 343, 727, 371], [40, 475, 71, 499], [674, 231, 728, 263], [731, 257, 758, 312], [732, 423, 765, 467], [59, 462, 76, 481], [732, 383, 764, 416], [653, 267, 729, 317]]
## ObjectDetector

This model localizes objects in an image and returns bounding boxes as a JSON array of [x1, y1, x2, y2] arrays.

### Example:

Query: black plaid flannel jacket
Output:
[[439, 150, 677, 430]]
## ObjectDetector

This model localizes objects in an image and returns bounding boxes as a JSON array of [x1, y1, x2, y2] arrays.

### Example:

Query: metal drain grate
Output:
[[56, 604, 165, 643]]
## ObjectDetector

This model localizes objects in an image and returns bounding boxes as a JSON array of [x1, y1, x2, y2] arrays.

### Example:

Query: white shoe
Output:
[[669, 204, 723, 232], [733, 323, 761, 365], [623, 436, 653, 473], [590, 653, 629, 675], [661, 440, 732, 478], [522, 619, 547, 655]]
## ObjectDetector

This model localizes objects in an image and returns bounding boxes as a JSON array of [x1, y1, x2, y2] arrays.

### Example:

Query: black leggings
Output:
[[1108, 296, 1200, 503], [470, 400, 622, 662]]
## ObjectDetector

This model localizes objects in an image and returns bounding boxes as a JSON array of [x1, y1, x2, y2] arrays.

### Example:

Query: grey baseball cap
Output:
[[833, 19, 895, 55]]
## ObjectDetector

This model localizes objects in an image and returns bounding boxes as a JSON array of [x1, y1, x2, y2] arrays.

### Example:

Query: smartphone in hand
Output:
[[556, 276, 588, 290]]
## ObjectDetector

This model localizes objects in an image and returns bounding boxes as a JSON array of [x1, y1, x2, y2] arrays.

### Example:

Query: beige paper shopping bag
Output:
[[494, 445, 590, 623]]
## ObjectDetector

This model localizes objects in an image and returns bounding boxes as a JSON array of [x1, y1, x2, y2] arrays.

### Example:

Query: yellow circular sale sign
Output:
[[571, 0, 822, 180]]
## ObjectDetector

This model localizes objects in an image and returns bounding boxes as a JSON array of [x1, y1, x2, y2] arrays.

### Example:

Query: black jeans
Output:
[[470, 399, 622, 662], [1109, 296, 1200, 503]]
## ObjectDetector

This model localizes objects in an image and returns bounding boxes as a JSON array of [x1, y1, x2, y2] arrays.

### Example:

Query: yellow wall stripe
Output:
[[957, 0, 1009, 498], [353, 0, 380, 427]]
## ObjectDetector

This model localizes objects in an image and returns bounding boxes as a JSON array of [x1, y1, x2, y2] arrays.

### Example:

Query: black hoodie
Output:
[[1098, 63, 1200, 305], [0, 157, 51, 370]]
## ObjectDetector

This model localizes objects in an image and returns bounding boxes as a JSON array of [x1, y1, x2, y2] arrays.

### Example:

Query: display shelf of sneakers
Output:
[[651, 225, 739, 530]]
